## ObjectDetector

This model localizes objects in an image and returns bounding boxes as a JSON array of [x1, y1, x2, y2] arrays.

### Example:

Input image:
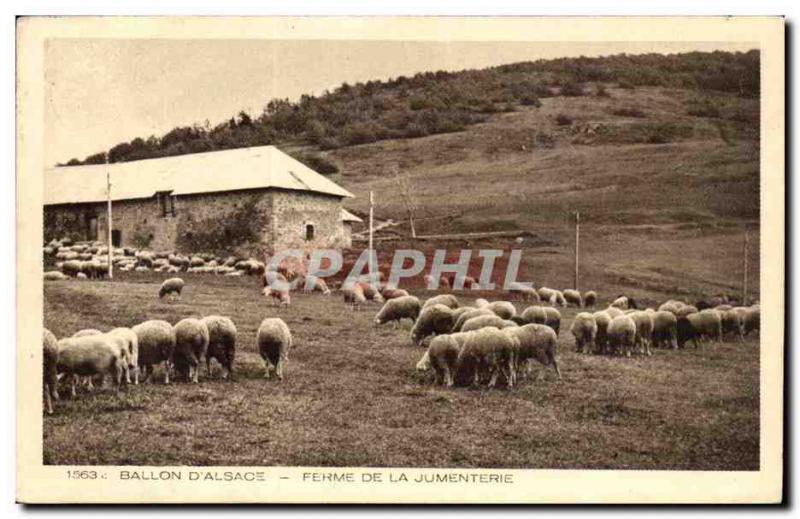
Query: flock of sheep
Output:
[[366, 286, 760, 389], [43, 239, 268, 280], [42, 253, 761, 413], [42, 280, 295, 414]]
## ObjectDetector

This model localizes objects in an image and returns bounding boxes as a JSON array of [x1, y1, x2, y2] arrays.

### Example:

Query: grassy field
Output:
[[43, 274, 759, 470]]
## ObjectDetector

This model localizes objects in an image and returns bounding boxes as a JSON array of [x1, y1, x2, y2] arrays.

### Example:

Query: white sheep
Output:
[[159, 277, 185, 300], [107, 327, 139, 384], [173, 318, 210, 383], [583, 290, 598, 307], [43, 329, 59, 414], [256, 318, 293, 380], [607, 314, 637, 356], [592, 310, 613, 354], [628, 310, 654, 355], [410, 304, 455, 346], [374, 295, 422, 327], [563, 289, 583, 307], [202, 315, 237, 379], [44, 271, 68, 281], [677, 309, 723, 348], [132, 320, 176, 384], [570, 312, 598, 354], [486, 301, 517, 320], [415, 333, 469, 386], [56, 334, 127, 396], [504, 323, 561, 380], [453, 308, 494, 332], [651, 310, 678, 349], [455, 327, 517, 388], [422, 294, 459, 310], [460, 314, 518, 333]]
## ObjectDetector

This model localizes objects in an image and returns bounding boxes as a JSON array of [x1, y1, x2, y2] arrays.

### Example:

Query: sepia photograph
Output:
[[16, 16, 784, 504]]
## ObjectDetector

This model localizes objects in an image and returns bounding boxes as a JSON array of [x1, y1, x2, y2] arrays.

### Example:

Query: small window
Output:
[[156, 191, 176, 217], [305, 224, 315, 241]]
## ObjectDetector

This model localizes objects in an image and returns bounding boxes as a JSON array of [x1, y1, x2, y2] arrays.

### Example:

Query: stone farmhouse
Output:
[[44, 146, 361, 257]]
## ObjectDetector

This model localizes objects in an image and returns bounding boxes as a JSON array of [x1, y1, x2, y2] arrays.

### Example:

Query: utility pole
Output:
[[107, 169, 113, 279], [574, 211, 580, 291], [742, 232, 748, 305], [368, 190, 374, 282]]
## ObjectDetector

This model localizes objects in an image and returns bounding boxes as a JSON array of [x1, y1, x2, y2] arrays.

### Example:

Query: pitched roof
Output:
[[341, 209, 363, 223], [44, 145, 354, 205]]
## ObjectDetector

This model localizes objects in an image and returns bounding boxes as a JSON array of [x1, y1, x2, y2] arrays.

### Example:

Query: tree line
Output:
[[62, 50, 759, 168]]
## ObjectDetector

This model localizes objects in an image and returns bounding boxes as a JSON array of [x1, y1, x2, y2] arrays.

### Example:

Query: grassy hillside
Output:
[[321, 82, 760, 303]]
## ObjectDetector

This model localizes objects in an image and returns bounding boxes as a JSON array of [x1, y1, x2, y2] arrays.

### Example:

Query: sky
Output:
[[44, 39, 756, 166]]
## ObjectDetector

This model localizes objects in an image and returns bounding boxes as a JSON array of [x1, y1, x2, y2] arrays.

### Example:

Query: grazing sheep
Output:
[[505, 324, 561, 380], [422, 294, 459, 310], [474, 298, 490, 308], [538, 287, 566, 307], [375, 295, 422, 327], [263, 286, 291, 307], [107, 327, 139, 384], [658, 300, 685, 315], [610, 295, 637, 310], [605, 306, 624, 319], [563, 289, 583, 307], [628, 311, 654, 356], [486, 301, 517, 320], [450, 306, 473, 326], [44, 271, 68, 281], [172, 318, 210, 383], [256, 318, 293, 380], [674, 305, 699, 318], [507, 282, 539, 302], [342, 285, 368, 309], [543, 307, 562, 336], [607, 314, 637, 356], [76, 272, 88, 280], [56, 334, 127, 396], [519, 305, 547, 325], [453, 308, 494, 332], [410, 304, 455, 346], [381, 287, 409, 300], [677, 309, 723, 349], [416, 334, 468, 386], [592, 310, 613, 354], [570, 312, 598, 353], [357, 282, 384, 303], [455, 327, 517, 388], [461, 314, 518, 333], [201, 316, 237, 379], [734, 306, 760, 336], [583, 290, 598, 307], [132, 320, 176, 384], [159, 277, 185, 300], [719, 309, 745, 342], [43, 329, 59, 414], [651, 311, 678, 349]]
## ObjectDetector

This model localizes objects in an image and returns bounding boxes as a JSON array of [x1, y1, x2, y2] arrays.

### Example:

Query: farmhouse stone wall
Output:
[[44, 188, 348, 257]]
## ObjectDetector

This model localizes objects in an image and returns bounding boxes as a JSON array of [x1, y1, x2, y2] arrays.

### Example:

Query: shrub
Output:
[[560, 82, 585, 97], [519, 95, 542, 107], [644, 123, 694, 144], [556, 114, 574, 126], [595, 85, 610, 97]]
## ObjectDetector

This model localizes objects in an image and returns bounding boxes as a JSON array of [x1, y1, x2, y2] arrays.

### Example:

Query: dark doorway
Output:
[[305, 224, 315, 241], [111, 230, 122, 247], [87, 216, 98, 241]]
